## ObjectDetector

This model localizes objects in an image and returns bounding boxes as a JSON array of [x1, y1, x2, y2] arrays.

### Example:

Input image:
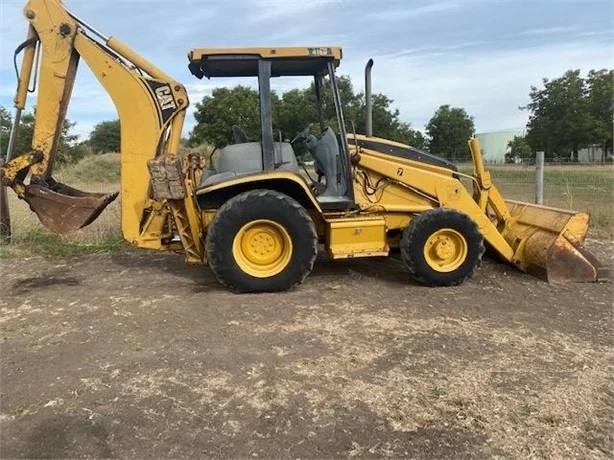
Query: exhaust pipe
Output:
[[365, 58, 373, 137]]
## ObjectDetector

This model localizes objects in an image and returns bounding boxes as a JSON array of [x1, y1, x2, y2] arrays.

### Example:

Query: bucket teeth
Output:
[[23, 178, 118, 234]]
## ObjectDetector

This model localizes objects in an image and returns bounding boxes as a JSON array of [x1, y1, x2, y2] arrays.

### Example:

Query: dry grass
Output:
[[55, 298, 610, 458]]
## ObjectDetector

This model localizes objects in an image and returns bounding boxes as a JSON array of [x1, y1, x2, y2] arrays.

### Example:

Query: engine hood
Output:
[[347, 134, 458, 172]]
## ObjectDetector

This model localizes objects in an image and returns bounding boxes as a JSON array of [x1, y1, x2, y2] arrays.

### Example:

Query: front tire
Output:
[[205, 189, 318, 293], [400, 208, 485, 286]]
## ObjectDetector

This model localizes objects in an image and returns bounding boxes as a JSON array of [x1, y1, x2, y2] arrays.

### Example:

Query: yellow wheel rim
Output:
[[423, 228, 468, 272], [232, 219, 293, 278]]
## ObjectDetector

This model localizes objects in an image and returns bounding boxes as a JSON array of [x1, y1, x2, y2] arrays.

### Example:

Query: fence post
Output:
[[535, 151, 544, 205]]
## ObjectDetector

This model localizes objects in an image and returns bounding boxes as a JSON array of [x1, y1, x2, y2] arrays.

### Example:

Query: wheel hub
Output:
[[245, 229, 281, 263], [233, 220, 293, 278], [434, 238, 454, 260], [424, 228, 468, 272]]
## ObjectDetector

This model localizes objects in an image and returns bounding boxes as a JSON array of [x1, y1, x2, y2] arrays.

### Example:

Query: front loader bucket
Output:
[[23, 177, 118, 235], [502, 199, 610, 283]]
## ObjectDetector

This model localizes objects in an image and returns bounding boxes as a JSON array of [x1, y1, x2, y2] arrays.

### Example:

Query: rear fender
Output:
[[195, 172, 322, 213]]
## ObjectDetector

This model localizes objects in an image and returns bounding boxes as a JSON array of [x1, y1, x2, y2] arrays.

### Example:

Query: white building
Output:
[[475, 130, 525, 164], [578, 145, 611, 163]]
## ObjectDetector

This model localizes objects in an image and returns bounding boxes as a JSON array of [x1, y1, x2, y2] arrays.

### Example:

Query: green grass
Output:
[[481, 166, 611, 189], [458, 163, 613, 187], [1, 225, 130, 258], [0, 246, 12, 259]]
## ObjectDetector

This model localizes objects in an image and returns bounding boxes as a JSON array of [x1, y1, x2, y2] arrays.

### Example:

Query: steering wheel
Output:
[[290, 123, 313, 144]]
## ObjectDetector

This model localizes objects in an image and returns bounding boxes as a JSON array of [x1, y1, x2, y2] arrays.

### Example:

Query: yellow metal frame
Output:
[[189, 46, 342, 63], [351, 144, 516, 263], [196, 171, 323, 213], [325, 216, 388, 259]]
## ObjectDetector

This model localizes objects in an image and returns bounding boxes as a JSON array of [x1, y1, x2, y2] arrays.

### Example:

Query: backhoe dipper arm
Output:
[[1, 0, 189, 246]]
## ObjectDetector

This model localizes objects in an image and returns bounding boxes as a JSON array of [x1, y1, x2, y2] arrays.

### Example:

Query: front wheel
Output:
[[400, 208, 485, 286], [205, 189, 318, 293]]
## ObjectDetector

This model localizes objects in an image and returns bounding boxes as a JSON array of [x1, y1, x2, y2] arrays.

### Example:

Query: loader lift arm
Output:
[[1, 0, 202, 258]]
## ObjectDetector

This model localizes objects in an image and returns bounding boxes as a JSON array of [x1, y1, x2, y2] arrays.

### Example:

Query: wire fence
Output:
[[3, 159, 613, 246], [458, 162, 613, 238]]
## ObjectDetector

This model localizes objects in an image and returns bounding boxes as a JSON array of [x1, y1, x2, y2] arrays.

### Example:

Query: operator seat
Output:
[[303, 127, 351, 208], [199, 141, 300, 188]]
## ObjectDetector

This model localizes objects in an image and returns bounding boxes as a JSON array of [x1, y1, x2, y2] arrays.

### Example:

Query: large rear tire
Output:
[[400, 208, 485, 286], [205, 189, 318, 293]]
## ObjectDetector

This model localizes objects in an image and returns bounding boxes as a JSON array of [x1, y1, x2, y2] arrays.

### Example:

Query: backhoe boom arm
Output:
[[1, 0, 192, 248]]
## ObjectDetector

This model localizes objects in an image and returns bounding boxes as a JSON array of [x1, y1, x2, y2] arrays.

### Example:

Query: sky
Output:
[[0, 0, 612, 142]]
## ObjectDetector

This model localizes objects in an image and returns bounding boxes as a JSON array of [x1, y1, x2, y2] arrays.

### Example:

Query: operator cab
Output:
[[187, 47, 354, 210]]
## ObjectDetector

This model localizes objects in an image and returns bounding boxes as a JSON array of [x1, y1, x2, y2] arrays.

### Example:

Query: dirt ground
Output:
[[1, 241, 612, 459]]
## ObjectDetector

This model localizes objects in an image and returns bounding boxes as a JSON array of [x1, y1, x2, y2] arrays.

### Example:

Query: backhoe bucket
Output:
[[23, 177, 118, 234], [502, 199, 610, 283]]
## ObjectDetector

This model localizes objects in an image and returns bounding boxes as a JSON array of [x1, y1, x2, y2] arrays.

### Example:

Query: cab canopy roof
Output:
[[188, 46, 342, 79]]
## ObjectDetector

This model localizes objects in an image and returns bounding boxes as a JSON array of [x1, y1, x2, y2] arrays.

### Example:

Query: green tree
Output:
[[0, 106, 11, 156], [0, 105, 87, 165], [189, 86, 264, 147], [273, 87, 318, 141], [89, 119, 120, 153], [412, 131, 427, 150], [505, 135, 532, 163], [355, 92, 422, 146], [54, 117, 88, 165], [303, 75, 423, 147], [586, 69, 613, 158], [522, 69, 592, 161], [425, 105, 475, 161], [270, 76, 363, 144]]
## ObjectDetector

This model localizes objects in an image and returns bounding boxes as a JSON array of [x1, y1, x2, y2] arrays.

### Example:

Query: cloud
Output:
[[247, 0, 341, 22], [366, 1, 462, 21], [521, 25, 578, 36]]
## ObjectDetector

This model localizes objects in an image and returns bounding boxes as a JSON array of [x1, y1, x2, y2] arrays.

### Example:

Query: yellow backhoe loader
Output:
[[1, 0, 609, 292]]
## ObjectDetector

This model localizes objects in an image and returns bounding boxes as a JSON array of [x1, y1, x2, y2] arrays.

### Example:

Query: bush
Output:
[[89, 120, 120, 154], [58, 152, 120, 183]]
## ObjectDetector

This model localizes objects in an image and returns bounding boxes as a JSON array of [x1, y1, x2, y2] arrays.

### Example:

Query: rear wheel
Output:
[[400, 208, 485, 286], [205, 189, 318, 293]]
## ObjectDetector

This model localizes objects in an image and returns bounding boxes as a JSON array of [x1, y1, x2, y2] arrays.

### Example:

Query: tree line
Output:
[[0, 106, 89, 166], [187, 76, 477, 161], [509, 69, 612, 162], [2, 67, 611, 164], [188, 76, 429, 151]]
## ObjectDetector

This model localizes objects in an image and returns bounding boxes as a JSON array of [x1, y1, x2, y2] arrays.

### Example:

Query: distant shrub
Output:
[[59, 152, 120, 183]]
